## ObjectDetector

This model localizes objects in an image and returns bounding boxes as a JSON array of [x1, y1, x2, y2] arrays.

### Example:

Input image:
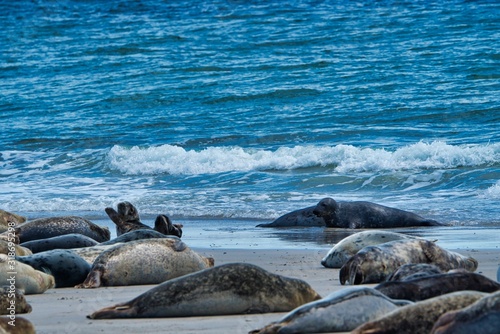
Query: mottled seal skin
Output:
[[87, 263, 321, 319], [0, 240, 32, 256], [20, 233, 99, 253], [76, 238, 214, 288], [0, 254, 55, 294], [16, 249, 91, 288], [0, 209, 26, 232], [250, 286, 412, 334], [386, 263, 444, 282], [339, 239, 478, 285], [321, 230, 419, 268], [0, 287, 32, 315], [0, 316, 36, 334], [70, 244, 123, 265], [375, 272, 500, 302], [256, 206, 325, 227], [431, 290, 500, 334], [105, 202, 183, 237], [13, 216, 110, 243], [101, 229, 177, 246], [351, 291, 488, 334], [313, 197, 443, 228]]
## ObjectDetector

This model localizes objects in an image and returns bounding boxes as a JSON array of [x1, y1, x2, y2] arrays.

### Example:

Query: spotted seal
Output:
[[12, 216, 110, 243], [0, 254, 55, 294], [0, 287, 32, 315], [256, 206, 325, 227], [20, 233, 99, 253], [386, 263, 444, 282], [105, 202, 183, 237], [0, 316, 36, 334], [375, 272, 500, 302], [313, 197, 443, 228], [321, 230, 420, 268], [250, 286, 412, 334], [351, 290, 488, 334], [76, 238, 213, 288], [339, 239, 478, 285], [16, 249, 91, 288], [70, 244, 123, 265], [88, 263, 321, 319], [430, 290, 500, 334], [0, 240, 32, 256]]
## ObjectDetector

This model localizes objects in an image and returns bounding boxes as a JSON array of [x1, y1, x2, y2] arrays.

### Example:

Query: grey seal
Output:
[[87, 263, 321, 319], [430, 290, 500, 334], [339, 239, 478, 285], [16, 249, 91, 288], [11, 216, 110, 243], [256, 206, 325, 227], [0, 209, 26, 233], [351, 290, 488, 334], [313, 197, 443, 228], [386, 263, 444, 282], [76, 238, 213, 288], [0, 254, 55, 294], [105, 202, 183, 237], [321, 230, 420, 268], [0, 240, 32, 256], [375, 271, 500, 302], [0, 316, 36, 334], [20, 233, 99, 253], [70, 244, 122, 265], [250, 286, 412, 334], [0, 287, 32, 315]]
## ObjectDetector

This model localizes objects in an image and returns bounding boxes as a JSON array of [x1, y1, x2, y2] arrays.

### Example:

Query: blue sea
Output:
[[1, 0, 499, 249]]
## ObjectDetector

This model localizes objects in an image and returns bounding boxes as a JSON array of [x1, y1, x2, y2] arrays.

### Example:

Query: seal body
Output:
[[339, 239, 478, 285], [321, 230, 419, 268], [0, 240, 32, 256], [256, 206, 325, 227], [0, 209, 26, 233], [430, 290, 500, 334], [101, 229, 177, 245], [313, 197, 443, 228], [375, 272, 500, 302], [13, 216, 110, 243], [0, 287, 32, 315], [70, 244, 124, 265], [87, 263, 321, 319], [0, 254, 55, 294], [351, 291, 488, 334], [0, 316, 36, 334], [16, 249, 91, 288], [20, 233, 99, 253], [77, 238, 214, 288], [250, 286, 412, 334], [386, 263, 444, 282]]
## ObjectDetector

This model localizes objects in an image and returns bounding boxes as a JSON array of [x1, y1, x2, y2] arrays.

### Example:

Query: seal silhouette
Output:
[[87, 263, 321, 318], [20, 233, 99, 253], [313, 197, 443, 228], [250, 286, 412, 334]]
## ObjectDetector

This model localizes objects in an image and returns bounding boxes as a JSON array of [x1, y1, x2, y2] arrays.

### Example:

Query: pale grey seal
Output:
[[313, 197, 443, 228], [339, 239, 477, 285], [0, 240, 32, 256], [76, 238, 213, 288], [0, 287, 32, 315], [321, 230, 419, 268], [351, 291, 488, 334], [0, 254, 55, 294], [20, 233, 99, 253], [430, 290, 500, 334], [375, 271, 500, 302], [0, 209, 26, 231], [16, 249, 91, 288], [256, 206, 325, 227], [250, 286, 412, 334], [12, 216, 110, 243], [87, 263, 321, 319]]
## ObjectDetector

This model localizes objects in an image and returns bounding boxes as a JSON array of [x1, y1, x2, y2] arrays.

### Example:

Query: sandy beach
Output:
[[15, 245, 500, 334]]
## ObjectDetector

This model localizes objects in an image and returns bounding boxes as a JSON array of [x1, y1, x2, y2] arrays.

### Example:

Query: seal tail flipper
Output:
[[248, 323, 281, 334], [339, 258, 363, 285], [75, 264, 104, 288], [87, 304, 138, 319]]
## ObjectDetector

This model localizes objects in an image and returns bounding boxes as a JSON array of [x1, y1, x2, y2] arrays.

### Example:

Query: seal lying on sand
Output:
[[105, 202, 183, 237], [87, 263, 321, 319], [351, 291, 487, 334], [339, 239, 477, 285], [375, 272, 500, 302], [0, 240, 32, 256], [321, 230, 419, 268], [256, 206, 325, 227], [12, 216, 110, 243], [20, 233, 99, 253], [0, 209, 26, 233], [16, 249, 91, 288], [76, 238, 213, 288], [0, 254, 55, 294], [70, 244, 123, 265], [250, 286, 412, 334], [313, 197, 443, 228], [0, 316, 36, 334], [0, 287, 32, 315], [430, 290, 500, 334]]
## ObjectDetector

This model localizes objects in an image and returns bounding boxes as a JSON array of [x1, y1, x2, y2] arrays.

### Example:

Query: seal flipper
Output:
[[88, 303, 137, 319], [105, 207, 122, 226], [75, 264, 104, 288]]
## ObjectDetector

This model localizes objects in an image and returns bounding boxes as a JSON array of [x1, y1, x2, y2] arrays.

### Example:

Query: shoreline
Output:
[[18, 247, 500, 334]]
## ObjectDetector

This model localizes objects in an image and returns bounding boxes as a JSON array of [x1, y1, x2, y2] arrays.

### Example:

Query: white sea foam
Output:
[[107, 141, 500, 175], [482, 181, 500, 199]]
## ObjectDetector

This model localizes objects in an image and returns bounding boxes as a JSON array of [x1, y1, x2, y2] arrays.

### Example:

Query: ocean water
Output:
[[1, 1, 499, 248]]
